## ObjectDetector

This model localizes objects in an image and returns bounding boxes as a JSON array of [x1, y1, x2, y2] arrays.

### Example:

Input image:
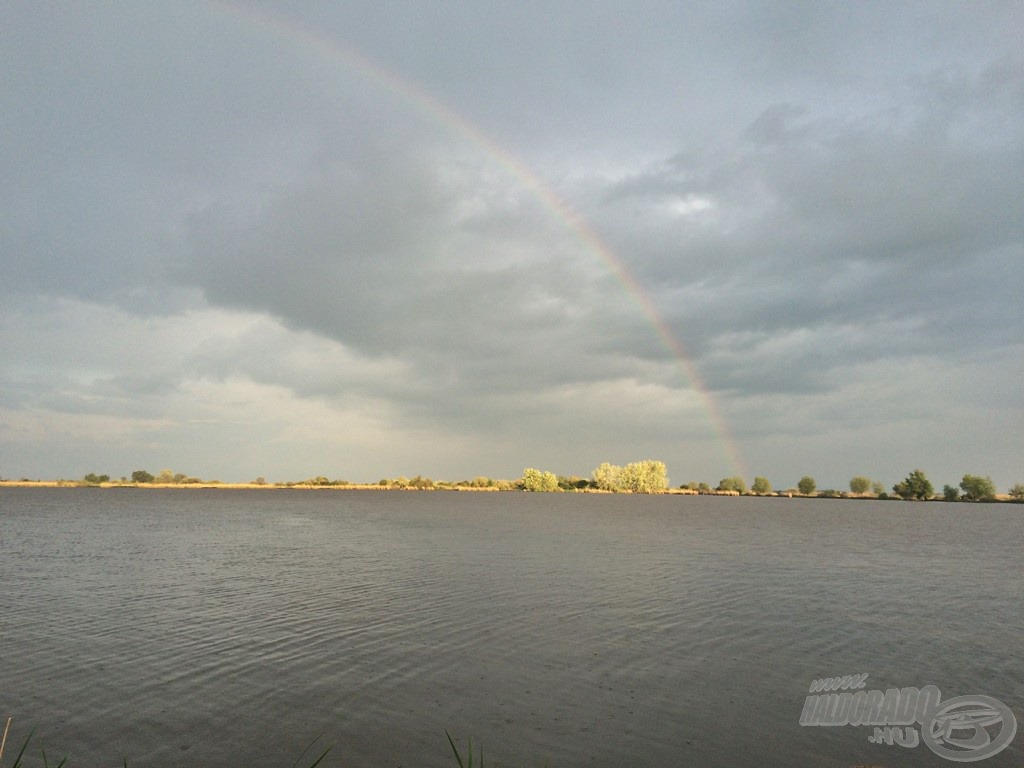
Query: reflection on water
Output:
[[1, 488, 1020, 767]]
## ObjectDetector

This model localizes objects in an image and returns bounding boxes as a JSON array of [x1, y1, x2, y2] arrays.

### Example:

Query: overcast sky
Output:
[[2, 1, 1021, 489]]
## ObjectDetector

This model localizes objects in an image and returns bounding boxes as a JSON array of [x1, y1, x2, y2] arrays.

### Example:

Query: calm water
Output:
[[1, 488, 1021, 767]]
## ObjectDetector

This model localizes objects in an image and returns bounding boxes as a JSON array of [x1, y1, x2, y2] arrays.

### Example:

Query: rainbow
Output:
[[208, 1, 748, 480]]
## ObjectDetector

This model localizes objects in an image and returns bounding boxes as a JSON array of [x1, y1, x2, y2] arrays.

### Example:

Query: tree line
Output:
[[67, 466, 1024, 501], [511, 466, 1023, 500], [517, 464, 1022, 500], [521, 460, 669, 493], [77, 469, 210, 485]]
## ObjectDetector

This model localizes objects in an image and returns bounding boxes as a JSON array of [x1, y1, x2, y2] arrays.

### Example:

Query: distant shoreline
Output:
[[0, 483, 696, 495], [1, 480, 1016, 501], [0, 480, 415, 490]]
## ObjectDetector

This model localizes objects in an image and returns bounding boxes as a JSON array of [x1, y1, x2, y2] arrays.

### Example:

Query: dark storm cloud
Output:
[[173, 115, 651, 416]]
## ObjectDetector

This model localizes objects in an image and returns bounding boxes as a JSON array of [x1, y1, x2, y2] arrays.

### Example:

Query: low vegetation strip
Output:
[[2, 466, 1022, 502]]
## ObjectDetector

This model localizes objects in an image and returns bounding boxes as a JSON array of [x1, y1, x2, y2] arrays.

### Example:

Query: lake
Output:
[[1, 488, 1021, 767]]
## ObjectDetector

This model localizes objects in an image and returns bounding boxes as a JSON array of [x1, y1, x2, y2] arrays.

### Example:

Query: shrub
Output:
[[718, 476, 747, 494], [849, 476, 871, 494], [797, 476, 816, 495], [959, 474, 996, 502], [521, 468, 560, 492], [893, 469, 934, 500]]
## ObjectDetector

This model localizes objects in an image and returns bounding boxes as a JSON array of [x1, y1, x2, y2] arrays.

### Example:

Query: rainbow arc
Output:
[[210, 1, 748, 480]]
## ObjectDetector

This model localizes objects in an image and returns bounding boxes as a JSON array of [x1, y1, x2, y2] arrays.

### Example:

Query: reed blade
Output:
[[445, 730, 466, 768]]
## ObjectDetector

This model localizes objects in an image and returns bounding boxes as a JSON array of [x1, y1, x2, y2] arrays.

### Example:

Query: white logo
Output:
[[921, 695, 1017, 762], [800, 675, 1017, 762]]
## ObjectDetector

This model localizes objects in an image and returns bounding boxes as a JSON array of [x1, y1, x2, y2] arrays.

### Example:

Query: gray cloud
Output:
[[1, 1, 1021, 487], [586, 58, 1024, 400]]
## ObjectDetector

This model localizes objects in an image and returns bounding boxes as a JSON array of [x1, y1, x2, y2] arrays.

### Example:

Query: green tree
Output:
[[959, 474, 996, 502], [849, 476, 871, 495], [521, 468, 560, 492], [1009, 483, 1024, 502], [871, 481, 885, 496], [620, 460, 669, 493], [131, 469, 154, 484], [893, 469, 934, 500], [942, 484, 960, 502], [82, 473, 109, 485], [718, 476, 747, 493], [592, 462, 623, 491], [751, 476, 772, 494], [797, 476, 816, 495]]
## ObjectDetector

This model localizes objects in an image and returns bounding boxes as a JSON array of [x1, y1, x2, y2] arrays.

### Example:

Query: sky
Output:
[[2, 1, 1022, 490]]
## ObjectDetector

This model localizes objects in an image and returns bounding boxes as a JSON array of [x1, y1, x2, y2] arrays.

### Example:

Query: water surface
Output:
[[1, 488, 1021, 766]]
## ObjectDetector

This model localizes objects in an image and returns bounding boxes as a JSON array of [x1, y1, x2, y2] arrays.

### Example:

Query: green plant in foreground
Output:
[[446, 731, 549, 768], [1, 720, 68, 768], [2, 717, 500, 768], [289, 734, 332, 768], [0, 719, 332, 768], [446, 730, 482, 768]]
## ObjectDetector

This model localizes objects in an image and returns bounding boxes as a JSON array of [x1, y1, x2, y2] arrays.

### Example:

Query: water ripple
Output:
[[1, 489, 1020, 767]]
